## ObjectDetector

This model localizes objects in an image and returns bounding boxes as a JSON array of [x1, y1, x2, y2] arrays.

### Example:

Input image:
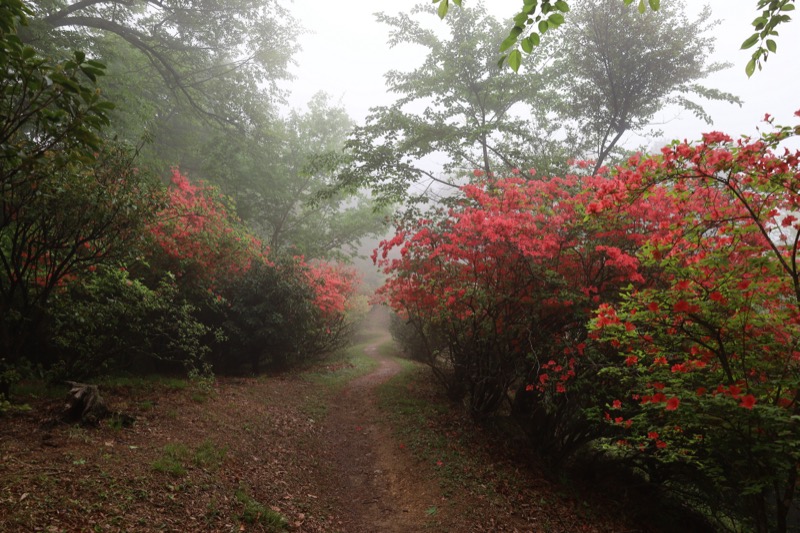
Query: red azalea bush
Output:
[[147, 168, 267, 295], [144, 169, 361, 374], [377, 115, 800, 530], [590, 119, 800, 532], [375, 172, 670, 449], [306, 260, 361, 338]]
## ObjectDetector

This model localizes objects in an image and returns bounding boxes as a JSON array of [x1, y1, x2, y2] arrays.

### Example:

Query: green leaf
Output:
[[437, 0, 448, 19], [766, 38, 777, 52], [548, 13, 565, 26], [648, 0, 660, 9], [781, 3, 795, 10], [452, 0, 461, 5], [74, 50, 85, 63], [638, 0, 646, 14], [555, 0, 570, 12], [538, 19, 549, 33], [529, 32, 540, 47], [508, 49, 522, 72], [521, 37, 534, 54], [80, 66, 97, 82], [745, 57, 757, 77], [500, 27, 523, 52], [741, 33, 760, 49]]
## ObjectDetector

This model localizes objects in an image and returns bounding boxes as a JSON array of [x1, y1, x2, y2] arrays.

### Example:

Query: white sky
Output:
[[283, 0, 800, 148]]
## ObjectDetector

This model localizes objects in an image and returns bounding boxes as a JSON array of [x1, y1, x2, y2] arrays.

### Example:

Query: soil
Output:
[[0, 310, 652, 532], [316, 338, 441, 532]]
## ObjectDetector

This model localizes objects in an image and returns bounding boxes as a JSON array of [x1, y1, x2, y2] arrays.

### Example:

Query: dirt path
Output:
[[317, 332, 443, 532], [0, 311, 643, 532]]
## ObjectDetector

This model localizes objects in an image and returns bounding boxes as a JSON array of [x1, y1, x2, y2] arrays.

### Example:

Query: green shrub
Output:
[[45, 267, 209, 380]]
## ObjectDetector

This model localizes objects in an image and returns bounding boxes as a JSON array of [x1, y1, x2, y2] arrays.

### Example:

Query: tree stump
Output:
[[64, 381, 108, 424]]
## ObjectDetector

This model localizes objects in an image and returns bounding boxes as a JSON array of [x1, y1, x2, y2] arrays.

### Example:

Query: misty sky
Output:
[[284, 0, 800, 150]]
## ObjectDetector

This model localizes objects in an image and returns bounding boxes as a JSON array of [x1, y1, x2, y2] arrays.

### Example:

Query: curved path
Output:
[[317, 332, 442, 532]]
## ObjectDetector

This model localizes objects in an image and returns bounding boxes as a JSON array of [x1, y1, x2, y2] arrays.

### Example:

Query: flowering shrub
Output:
[[377, 114, 800, 530], [375, 174, 656, 430], [144, 169, 361, 374], [147, 168, 267, 295], [214, 258, 361, 373], [591, 117, 800, 532]]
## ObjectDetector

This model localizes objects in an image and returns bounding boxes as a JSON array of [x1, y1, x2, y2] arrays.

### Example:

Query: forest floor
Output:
[[0, 308, 673, 532]]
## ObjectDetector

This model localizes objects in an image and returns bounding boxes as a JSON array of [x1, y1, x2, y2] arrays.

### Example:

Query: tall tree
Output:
[[20, 0, 299, 189], [335, 2, 573, 205], [434, 0, 797, 76], [22, 0, 297, 127], [551, 0, 739, 173], [216, 93, 388, 260]]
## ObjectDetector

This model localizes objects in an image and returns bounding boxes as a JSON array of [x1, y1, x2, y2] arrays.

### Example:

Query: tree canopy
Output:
[[433, 0, 797, 76], [551, 0, 739, 173], [334, 3, 571, 205], [332, 1, 735, 204], [22, 0, 297, 127]]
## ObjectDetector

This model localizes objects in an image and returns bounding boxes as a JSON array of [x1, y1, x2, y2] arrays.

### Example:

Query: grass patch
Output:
[[96, 374, 189, 391], [10, 380, 66, 400], [376, 337, 401, 358], [190, 391, 210, 403], [303, 342, 381, 391], [152, 443, 189, 477], [152, 439, 227, 477], [235, 486, 288, 530], [192, 439, 227, 470], [376, 362, 524, 502]]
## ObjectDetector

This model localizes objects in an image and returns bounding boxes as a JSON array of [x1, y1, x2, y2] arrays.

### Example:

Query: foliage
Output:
[[591, 117, 800, 532], [144, 168, 362, 374], [45, 265, 209, 380], [389, 311, 447, 364], [23, 0, 382, 262], [230, 93, 387, 260], [375, 112, 800, 529], [334, 3, 572, 206], [374, 172, 648, 428], [339, 0, 735, 206], [213, 258, 324, 373], [20, 0, 318, 260], [739, 0, 795, 77], [0, 2, 163, 390], [550, 0, 739, 174], [23, 0, 298, 131], [432, 0, 796, 76], [146, 168, 266, 296]]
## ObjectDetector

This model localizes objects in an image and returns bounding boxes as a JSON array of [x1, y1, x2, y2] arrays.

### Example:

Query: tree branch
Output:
[[43, 15, 244, 131]]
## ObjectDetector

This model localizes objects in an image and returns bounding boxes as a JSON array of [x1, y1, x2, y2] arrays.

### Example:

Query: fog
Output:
[[286, 0, 800, 146]]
